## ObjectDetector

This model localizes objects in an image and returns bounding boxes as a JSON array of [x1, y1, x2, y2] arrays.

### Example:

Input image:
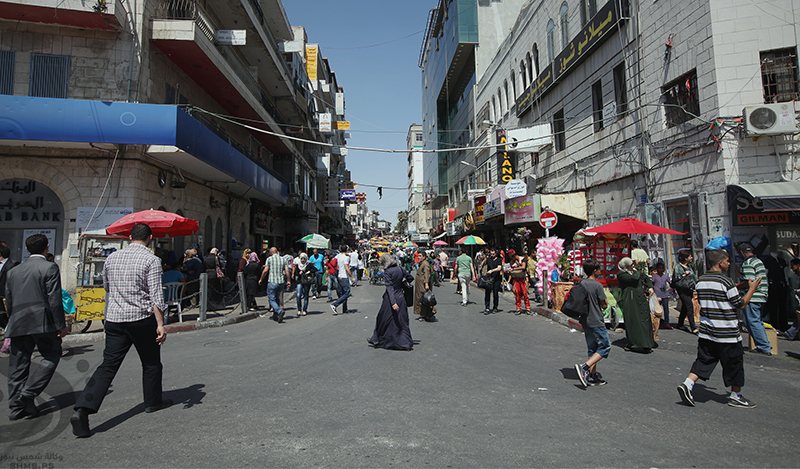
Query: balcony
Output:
[[0, 0, 124, 31], [151, 0, 306, 156]]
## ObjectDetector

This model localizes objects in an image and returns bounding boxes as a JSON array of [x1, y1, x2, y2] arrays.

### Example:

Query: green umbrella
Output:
[[298, 234, 330, 249], [456, 235, 487, 245]]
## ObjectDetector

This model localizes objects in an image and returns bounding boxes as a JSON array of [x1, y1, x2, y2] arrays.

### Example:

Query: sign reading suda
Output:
[[515, 0, 624, 116]]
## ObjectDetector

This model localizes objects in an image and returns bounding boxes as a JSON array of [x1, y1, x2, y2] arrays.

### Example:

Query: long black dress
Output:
[[243, 261, 262, 309], [369, 265, 414, 350]]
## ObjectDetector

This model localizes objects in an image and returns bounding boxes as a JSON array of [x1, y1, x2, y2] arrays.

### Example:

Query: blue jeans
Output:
[[333, 277, 351, 311], [296, 284, 311, 313], [743, 302, 771, 353], [660, 297, 670, 324], [327, 273, 338, 299], [267, 282, 284, 317], [313, 272, 323, 296], [584, 325, 611, 359]]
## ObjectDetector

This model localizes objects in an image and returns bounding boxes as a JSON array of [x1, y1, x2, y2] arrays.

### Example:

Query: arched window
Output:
[[215, 218, 223, 250], [497, 88, 504, 114], [510, 71, 516, 98], [520, 61, 528, 88], [560, 3, 569, 49], [526, 52, 533, 85], [532, 44, 540, 77], [504, 80, 510, 110], [547, 20, 555, 62], [491, 96, 498, 122], [204, 216, 213, 254]]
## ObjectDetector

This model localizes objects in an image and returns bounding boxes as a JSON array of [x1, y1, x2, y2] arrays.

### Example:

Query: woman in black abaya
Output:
[[369, 254, 414, 350]]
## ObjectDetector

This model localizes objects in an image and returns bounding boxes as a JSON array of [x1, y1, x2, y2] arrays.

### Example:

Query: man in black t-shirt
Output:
[[482, 248, 504, 314]]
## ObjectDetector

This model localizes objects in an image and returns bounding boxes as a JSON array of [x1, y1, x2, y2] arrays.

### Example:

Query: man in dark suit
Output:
[[0, 242, 19, 329], [5, 234, 67, 420]]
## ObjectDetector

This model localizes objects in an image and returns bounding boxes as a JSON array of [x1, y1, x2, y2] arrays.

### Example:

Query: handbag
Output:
[[672, 270, 695, 292], [477, 274, 493, 289], [402, 278, 413, 308], [649, 294, 664, 318], [421, 289, 437, 307], [216, 266, 225, 278]]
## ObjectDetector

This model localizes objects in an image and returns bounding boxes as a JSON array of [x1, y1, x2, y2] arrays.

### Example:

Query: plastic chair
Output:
[[162, 282, 186, 324]]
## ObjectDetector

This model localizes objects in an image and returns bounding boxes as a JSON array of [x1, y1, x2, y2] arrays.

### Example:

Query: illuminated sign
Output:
[[496, 129, 516, 184]]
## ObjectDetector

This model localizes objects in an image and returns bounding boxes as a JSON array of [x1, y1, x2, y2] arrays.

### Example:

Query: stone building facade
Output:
[[0, 0, 349, 291]]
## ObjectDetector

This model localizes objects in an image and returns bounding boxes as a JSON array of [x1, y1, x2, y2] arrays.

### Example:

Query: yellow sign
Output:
[[74, 287, 106, 321], [306, 44, 318, 81], [334, 121, 350, 130]]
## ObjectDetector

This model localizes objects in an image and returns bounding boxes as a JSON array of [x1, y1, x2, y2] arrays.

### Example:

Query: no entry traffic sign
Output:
[[539, 211, 558, 229]]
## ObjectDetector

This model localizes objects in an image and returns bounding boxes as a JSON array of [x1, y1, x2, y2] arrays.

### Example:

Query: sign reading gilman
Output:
[[496, 129, 516, 184]]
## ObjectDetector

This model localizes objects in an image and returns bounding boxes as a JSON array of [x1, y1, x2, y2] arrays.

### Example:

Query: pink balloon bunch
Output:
[[535, 236, 565, 299]]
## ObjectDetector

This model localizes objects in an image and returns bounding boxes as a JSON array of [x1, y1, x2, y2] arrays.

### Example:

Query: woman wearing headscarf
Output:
[[369, 254, 414, 350], [204, 247, 224, 310], [414, 250, 435, 322], [617, 257, 656, 352], [244, 252, 262, 311], [292, 252, 316, 317]]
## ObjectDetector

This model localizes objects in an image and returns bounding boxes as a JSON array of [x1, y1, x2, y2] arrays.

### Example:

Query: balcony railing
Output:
[[154, 0, 215, 42]]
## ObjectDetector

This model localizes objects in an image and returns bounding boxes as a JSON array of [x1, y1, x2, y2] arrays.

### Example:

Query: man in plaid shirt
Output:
[[71, 223, 171, 437]]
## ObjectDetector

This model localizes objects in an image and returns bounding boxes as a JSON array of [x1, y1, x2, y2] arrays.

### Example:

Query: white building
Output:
[[422, 0, 800, 271]]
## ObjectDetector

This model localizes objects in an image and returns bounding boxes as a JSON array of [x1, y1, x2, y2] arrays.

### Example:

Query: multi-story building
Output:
[[0, 0, 348, 290], [406, 124, 425, 238], [422, 0, 800, 271]]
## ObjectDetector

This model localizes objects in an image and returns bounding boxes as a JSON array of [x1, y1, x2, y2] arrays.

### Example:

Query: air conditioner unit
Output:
[[288, 183, 300, 196], [743, 103, 798, 136]]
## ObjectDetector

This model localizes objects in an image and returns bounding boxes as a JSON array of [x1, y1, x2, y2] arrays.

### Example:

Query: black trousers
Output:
[[485, 279, 501, 310], [74, 315, 164, 414], [7, 332, 62, 419], [690, 338, 745, 388], [677, 290, 695, 330]]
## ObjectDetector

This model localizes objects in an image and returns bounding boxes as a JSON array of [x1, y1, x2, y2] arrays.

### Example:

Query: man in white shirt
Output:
[[349, 248, 359, 286], [331, 246, 355, 315]]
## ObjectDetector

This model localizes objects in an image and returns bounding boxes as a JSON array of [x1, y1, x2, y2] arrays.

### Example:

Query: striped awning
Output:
[[729, 181, 800, 212]]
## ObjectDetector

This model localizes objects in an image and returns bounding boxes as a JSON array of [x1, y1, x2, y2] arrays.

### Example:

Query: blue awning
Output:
[[0, 95, 287, 204]]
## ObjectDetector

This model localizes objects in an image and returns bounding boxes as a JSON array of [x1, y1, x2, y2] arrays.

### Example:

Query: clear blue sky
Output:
[[283, 0, 434, 226]]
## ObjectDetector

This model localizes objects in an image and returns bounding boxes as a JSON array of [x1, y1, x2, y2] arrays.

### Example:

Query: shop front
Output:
[[0, 179, 64, 263]]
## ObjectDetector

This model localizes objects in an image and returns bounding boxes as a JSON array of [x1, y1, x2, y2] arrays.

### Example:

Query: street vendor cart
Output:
[[72, 233, 130, 333]]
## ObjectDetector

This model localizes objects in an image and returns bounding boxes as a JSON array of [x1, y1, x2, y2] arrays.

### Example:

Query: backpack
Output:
[[561, 281, 589, 319]]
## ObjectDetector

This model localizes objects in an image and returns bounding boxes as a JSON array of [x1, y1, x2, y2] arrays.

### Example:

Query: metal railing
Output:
[[153, 0, 215, 42]]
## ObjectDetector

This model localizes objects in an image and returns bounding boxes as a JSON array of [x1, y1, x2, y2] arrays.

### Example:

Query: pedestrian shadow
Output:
[[91, 384, 205, 434], [678, 383, 728, 405], [60, 344, 96, 357], [558, 367, 586, 391], [785, 351, 800, 360]]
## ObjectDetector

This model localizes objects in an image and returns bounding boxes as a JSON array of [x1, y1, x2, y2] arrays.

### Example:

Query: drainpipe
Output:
[[774, 140, 791, 182]]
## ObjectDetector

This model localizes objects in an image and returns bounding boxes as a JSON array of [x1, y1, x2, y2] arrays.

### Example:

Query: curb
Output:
[[62, 311, 260, 345]]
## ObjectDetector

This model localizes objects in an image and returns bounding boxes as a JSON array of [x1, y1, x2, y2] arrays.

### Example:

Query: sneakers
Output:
[[461, 302, 467, 307], [575, 364, 590, 387], [312, 295, 317, 300], [587, 373, 606, 386], [677, 383, 695, 407], [728, 394, 756, 408], [330, 304, 338, 315]]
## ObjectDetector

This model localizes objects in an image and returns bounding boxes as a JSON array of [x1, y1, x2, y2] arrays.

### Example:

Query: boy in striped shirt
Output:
[[677, 249, 762, 408]]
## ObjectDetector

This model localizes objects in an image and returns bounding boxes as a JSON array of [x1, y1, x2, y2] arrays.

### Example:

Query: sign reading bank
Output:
[[495, 129, 516, 185]]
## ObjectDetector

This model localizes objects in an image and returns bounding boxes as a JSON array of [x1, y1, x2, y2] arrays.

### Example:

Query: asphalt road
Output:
[[1, 281, 799, 468]]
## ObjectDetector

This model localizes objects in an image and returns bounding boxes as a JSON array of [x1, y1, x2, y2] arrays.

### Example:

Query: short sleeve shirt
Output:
[[266, 254, 287, 284], [455, 254, 473, 277], [580, 278, 608, 329], [741, 256, 768, 303], [696, 272, 744, 343], [309, 253, 324, 272], [336, 253, 350, 278]]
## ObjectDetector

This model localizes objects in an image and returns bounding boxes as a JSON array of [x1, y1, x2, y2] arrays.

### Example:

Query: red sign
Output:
[[737, 213, 789, 225], [539, 211, 558, 229]]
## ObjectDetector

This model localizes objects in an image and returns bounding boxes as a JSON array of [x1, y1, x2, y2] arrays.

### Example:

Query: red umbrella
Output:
[[433, 240, 448, 246], [587, 218, 684, 235], [106, 210, 200, 238]]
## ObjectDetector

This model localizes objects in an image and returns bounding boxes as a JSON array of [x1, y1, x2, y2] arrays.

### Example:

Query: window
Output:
[[662, 69, 700, 127], [498, 88, 505, 114], [579, 0, 597, 26], [553, 109, 565, 152], [532, 44, 540, 77], [0, 50, 14, 95], [613, 62, 628, 114], [560, 3, 569, 50], [416, 133, 423, 142], [592, 80, 603, 132], [510, 71, 516, 99], [504, 80, 510, 110], [28, 53, 69, 99], [547, 20, 556, 63], [526, 52, 533, 85], [491, 96, 497, 122], [165, 83, 176, 104], [760, 48, 800, 103], [521, 61, 527, 88]]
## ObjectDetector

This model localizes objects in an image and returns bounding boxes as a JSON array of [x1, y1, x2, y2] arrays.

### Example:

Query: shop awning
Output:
[[540, 192, 587, 221], [729, 182, 800, 212], [432, 232, 447, 240]]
